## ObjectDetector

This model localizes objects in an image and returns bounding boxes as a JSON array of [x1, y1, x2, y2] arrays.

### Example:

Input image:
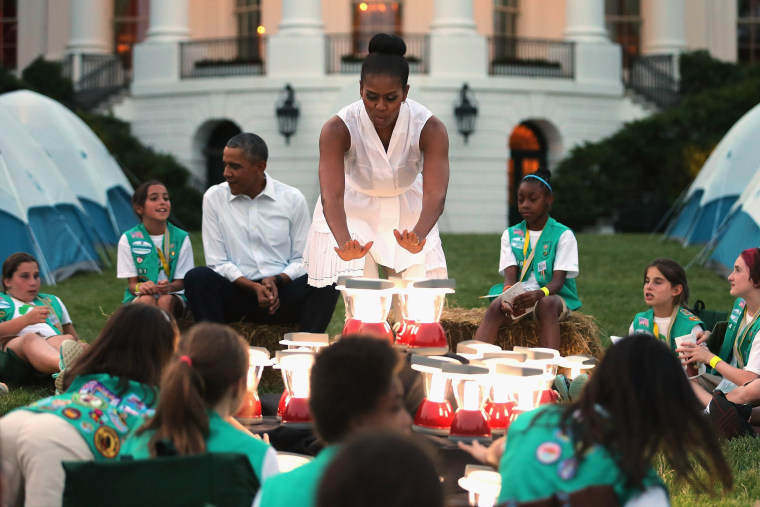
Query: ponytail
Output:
[[137, 323, 248, 456]]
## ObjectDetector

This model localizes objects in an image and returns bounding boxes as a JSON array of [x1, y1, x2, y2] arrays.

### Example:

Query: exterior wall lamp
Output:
[[454, 83, 478, 144], [276, 83, 300, 144]]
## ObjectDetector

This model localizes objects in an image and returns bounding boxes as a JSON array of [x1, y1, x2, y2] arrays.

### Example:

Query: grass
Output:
[[1, 232, 754, 505]]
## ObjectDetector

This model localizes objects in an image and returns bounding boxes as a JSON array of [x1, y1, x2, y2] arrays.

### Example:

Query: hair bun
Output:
[[368, 33, 406, 57]]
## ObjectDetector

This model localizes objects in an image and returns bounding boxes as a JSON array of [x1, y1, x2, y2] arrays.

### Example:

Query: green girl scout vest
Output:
[[0, 292, 66, 334], [713, 298, 760, 373], [508, 218, 582, 310], [121, 222, 189, 304], [498, 405, 665, 505], [632, 307, 703, 352], [21, 373, 157, 460]]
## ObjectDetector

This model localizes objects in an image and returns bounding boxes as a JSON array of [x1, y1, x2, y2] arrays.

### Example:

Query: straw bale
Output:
[[440, 307, 604, 359]]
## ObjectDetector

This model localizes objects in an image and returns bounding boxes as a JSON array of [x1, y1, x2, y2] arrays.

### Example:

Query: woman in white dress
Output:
[[304, 33, 450, 287]]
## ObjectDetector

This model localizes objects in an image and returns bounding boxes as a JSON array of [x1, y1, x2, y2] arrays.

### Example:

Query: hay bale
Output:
[[440, 307, 604, 359]]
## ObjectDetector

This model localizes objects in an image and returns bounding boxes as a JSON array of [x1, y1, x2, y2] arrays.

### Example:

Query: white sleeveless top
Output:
[[304, 98, 446, 287]]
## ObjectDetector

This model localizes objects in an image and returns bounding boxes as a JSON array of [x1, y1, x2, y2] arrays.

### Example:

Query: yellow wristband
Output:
[[709, 356, 722, 369], [135, 282, 142, 294], [540, 287, 550, 297]]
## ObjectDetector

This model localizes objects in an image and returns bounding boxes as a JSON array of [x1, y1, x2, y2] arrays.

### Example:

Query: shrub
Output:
[[552, 51, 760, 232], [21, 57, 74, 106]]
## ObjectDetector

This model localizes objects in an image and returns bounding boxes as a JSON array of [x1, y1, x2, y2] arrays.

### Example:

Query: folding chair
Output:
[[62, 452, 259, 507]]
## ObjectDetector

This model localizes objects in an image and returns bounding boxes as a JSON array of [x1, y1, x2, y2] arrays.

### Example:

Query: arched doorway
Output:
[[508, 122, 547, 225], [204, 121, 241, 186]]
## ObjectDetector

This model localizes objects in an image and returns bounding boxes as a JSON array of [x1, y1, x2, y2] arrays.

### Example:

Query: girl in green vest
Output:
[[122, 323, 279, 485], [680, 248, 760, 410], [459, 335, 732, 505], [0, 303, 178, 506], [630, 259, 703, 375], [117, 180, 194, 318], [0, 252, 85, 384], [475, 167, 581, 350]]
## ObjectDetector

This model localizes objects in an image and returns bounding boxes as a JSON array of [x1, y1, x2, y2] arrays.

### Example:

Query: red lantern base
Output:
[[538, 389, 560, 405], [394, 319, 416, 348], [412, 398, 454, 436], [234, 389, 262, 425], [407, 322, 449, 355], [485, 400, 517, 435], [276, 390, 289, 422], [342, 319, 394, 343], [282, 396, 311, 428], [448, 409, 492, 444]]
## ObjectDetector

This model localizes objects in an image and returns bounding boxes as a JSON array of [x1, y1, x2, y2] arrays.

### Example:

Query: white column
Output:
[[267, 0, 325, 76], [277, 0, 323, 32], [563, 0, 609, 43], [429, 0, 486, 76], [66, 0, 111, 54], [145, 0, 190, 43], [132, 0, 188, 86], [564, 0, 621, 90], [641, 0, 686, 54], [430, 0, 477, 32]]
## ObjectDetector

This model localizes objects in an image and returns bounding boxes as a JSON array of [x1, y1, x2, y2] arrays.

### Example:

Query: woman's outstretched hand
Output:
[[335, 239, 373, 261], [394, 229, 425, 254]]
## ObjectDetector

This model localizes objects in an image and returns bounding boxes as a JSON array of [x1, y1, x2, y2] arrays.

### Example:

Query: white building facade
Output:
[[3, 0, 740, 232]]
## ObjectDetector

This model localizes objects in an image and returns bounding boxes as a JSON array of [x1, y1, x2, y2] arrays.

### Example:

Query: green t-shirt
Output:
[[122, 410, 272, 481], [258, 445, 339, 507], [498, 405, 666, 504]]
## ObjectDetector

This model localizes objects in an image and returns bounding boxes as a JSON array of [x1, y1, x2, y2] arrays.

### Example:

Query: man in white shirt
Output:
[[184, 133, 338, 332]]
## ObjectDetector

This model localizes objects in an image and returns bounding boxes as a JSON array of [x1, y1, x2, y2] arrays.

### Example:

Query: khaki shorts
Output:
[[527, 295, 572, 322]]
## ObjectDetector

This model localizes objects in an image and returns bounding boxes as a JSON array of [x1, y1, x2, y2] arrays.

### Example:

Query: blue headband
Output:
[[522, 174, 552, 193]]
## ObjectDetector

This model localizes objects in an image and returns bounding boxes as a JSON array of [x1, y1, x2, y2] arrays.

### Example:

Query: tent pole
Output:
[[27, 224, 55, 286]]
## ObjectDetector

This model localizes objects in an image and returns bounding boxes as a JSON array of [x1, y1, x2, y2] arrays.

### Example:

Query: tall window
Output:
[[605, 0, 641, 69], [114, 0, 149, 69], [0, 0, 17, 70], [738, 0, 760, 63], [494, 0, 518, 38], [352, 1, 402, 53], [235, 0, 262, 60]]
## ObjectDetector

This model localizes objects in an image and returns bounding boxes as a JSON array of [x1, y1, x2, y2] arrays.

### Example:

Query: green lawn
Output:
[[0, 232, 753, 505]]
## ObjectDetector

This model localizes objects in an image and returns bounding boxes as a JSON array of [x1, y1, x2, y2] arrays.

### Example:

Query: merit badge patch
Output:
[[62, 407, 81, 420], [72, 393, 105, 409], [536, 442, 562, 465], [557, 458, 578, 480], [0, 300, 10, 310], [131, 240, 152, 256], [136, 256, 143, 264], [94, 426, 120, 458], [80, 422, 94, 433], [638, 317, 649, 327], [90, 408, 106, 425]]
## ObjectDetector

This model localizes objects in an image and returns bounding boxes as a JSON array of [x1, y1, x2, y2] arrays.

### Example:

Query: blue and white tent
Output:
[[0, 90, 135, 245], [0, 106, 102, 284], [666, 102, 760, 245], [705, 169, 760, 275]]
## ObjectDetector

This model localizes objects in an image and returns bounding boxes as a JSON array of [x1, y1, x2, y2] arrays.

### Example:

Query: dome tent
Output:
[[0, 106, 101, 284], [0, 90, 135, 245], [665, 102, 760, 245]]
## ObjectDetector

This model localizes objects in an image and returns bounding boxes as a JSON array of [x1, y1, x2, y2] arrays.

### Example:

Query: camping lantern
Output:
[[234, 347, 272, 425], [339, 278, 396, 342], [280, 332, 330, 352], [514, 347, 560, 405], [458, 467, 502, 507], [445, 363, 492, 443], [484, 362, 543, 435], [558, 355, 596, 379], [510, 369, 551, 420], [410, 355, 460, 435], [276, 333, 329, 420], [456, 340, 503, 360], [395, 279, 455, 354], [274, 350, 315, 428]]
